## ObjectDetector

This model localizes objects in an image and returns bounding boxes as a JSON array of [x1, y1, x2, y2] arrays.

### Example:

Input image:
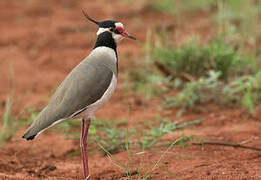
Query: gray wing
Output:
[[23, 62, 113, 140]]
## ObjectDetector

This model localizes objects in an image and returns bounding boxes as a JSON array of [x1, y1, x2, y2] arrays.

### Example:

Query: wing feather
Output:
[[23, 62, 113, 139]]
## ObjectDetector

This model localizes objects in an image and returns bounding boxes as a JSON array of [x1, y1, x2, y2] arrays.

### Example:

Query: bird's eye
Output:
[[109, 27, 120, 34]]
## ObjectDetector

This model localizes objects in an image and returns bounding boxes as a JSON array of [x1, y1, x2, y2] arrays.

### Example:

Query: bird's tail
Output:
[[22, 106, 67, 141], [22, 108, 48, 141], [22, 124, 38, 140]]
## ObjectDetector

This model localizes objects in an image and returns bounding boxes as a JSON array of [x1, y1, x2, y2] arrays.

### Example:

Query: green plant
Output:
[[0, 97, 16, 147], [142, 137, 184, 180], [165, 71, 222, 110], [166, 70, 261, 114], [137, 118, 203, 149], [153, 0, 216, 14], [98, 132, 191, 180], [216, 0, 260, 40], [127, 30, 170, 100], [131, 69, 170, 100], [222, 70, 261, 114], [153, 37, 252, 80]]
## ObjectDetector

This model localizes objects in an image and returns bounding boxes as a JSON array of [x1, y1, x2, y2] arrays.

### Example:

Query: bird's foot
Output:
[[85, 175, 90, 180]]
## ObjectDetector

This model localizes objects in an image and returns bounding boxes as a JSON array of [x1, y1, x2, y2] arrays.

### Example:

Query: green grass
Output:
[[216, 0, 260, 39], [0, 97, 16, 147], [152, 0, 216, 14], [165, 70, 261, 114], [165, 70, 222, 110], [151, 0, 260, 59], [153, 37, 255, 80], [54, 115, 200, 178], [137, 118, 202, 150], [222, 71, 261, 114], [0, 65, 17, 147], [130, 32, 261, 114], [95, 117, 201, 179], [98, 129, 192, 180], [130, 25, 260, 113], [130, 69, 169, 100], [152, 0, 260, 40], [57, 116, 202, 156]]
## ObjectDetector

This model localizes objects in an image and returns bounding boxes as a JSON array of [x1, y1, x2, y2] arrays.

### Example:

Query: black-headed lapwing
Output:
[[22, 10, 136, 179]]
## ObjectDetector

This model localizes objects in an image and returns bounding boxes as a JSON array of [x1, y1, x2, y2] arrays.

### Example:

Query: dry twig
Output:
[[192, 141, 261, 151]]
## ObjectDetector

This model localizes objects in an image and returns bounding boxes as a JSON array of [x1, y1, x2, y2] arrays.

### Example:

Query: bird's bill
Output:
[[115, 26, 136, 40], [120, 31, 136, 40]]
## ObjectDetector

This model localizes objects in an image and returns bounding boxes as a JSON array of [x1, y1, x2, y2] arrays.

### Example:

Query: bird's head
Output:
[[82, 10, 136, 43]]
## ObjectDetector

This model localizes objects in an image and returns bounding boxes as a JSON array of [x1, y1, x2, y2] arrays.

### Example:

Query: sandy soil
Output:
[[0, 0, 260, 179]]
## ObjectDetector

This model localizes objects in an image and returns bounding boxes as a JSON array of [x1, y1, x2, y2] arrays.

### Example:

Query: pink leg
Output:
[[80, 118, 91, 179]]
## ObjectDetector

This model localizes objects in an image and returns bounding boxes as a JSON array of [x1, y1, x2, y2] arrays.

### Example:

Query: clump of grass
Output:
[[137, 118, 203, 149], [153, 37, 253, 80], [152, 0, 260, 45], [130, 69, 170, 100], [57, 117, 130, 155], [152, 0, 216, 14], [127, 30, 170, 100], [165, 71, 222, 110], [97, 117, 197, 180], [57, 114, 201, 156], [132, 29, 260, 114], [165, 70, 261, 114], [92, 116, 202, 154], [222, 70, 261, 114], [0, 97, 16, 147], [216, 0, 260, 41], [91, 118, 130, 155]]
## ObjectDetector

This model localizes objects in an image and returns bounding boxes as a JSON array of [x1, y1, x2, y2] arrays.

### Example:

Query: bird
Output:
[[22, 10, 136, 180]]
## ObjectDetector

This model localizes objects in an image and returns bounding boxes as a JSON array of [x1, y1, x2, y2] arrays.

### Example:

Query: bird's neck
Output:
[[93, 31, 118, 72], [94, 31, 117, 55]]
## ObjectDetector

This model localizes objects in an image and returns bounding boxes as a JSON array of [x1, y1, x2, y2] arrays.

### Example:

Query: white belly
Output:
[[79, 74, 117, 118]]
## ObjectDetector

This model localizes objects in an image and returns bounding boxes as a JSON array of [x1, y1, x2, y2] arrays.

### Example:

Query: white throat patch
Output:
[[112, 34, 124, 43]]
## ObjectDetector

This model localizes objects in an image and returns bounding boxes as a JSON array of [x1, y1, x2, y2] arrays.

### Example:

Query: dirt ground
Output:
[[0, 0, 260, 179]]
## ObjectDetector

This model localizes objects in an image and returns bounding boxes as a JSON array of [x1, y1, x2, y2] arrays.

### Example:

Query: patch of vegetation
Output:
[[94, 117, 202, 155], [165, 70, 261, 114], [130, 69, 169, 100], [216, 0, 260, 40], [91, 118, 130, 154], [165, 71, 222, 110], [222, 71, 261, 114], [152, 0, 260, 43], [152, 0, 216, 14], [126, 30, 170, 100], [153, 37, 254, 80], [132, 31, 260, 114], [137, 118, 202, 149], [0, 97, 16, 147], [98, 123, 195, 180], [55, 115, 201, 156]]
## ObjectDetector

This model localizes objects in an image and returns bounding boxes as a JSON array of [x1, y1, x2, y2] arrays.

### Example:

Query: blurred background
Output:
[[0, 0, 260, 179]]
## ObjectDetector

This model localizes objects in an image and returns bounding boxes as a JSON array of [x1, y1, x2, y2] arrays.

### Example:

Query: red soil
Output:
[[0, 0, 260, 179]]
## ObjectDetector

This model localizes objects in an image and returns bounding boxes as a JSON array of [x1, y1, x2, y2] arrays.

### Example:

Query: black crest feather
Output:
[[82, 9, 100, 25]]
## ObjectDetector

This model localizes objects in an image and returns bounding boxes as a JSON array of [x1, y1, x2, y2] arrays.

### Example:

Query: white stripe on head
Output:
[[115, 22, 124, 29], [97, 27, 109, 36]]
